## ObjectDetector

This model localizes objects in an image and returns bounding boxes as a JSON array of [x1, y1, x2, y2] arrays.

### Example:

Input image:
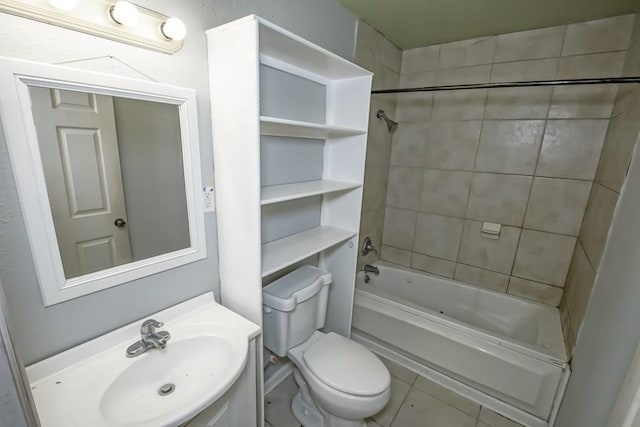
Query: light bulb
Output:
[[161, 18, 186, 41], [109, 1, 140, 27], [48, 0, 77, 11]]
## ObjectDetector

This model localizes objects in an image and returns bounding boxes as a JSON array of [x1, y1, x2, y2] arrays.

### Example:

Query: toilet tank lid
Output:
[[262, 265, 332, 312]]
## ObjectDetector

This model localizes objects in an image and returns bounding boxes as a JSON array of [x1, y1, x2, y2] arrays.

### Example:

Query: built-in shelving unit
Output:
[[261, 180, 360, 205], [261, 226, 356, 277], [207, 16, 372, 403], [260, 116, 365, 139]]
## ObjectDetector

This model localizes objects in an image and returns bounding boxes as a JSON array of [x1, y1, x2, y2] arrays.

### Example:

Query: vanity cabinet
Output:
[[186, 340, 258, 427], [206, 15, 372, 340]]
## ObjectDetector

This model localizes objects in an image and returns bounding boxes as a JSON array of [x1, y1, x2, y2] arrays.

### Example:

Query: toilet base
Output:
[[291, 369, 367, 427]]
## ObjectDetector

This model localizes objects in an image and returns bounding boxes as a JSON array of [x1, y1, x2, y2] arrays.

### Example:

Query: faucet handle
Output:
[[361, 236, 378, 256], [141, 319, 163, 336]]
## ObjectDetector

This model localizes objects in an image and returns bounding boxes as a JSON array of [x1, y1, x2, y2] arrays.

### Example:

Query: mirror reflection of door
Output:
[[29, 88, 133, 278]]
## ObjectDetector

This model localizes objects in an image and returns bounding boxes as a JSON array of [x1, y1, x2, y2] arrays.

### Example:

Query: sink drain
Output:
[[158, 383, 175, 396]]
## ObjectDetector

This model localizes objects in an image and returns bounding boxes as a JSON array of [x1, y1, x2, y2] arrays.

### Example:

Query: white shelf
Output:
[[261, 180, 360, 205], [261, 226, 355, 277], [260, 116, 365, 139]]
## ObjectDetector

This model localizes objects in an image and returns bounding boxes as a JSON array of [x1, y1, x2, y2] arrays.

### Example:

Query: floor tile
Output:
[[413, 375, 480, 418], [367, 419, 385, 427], [372, 377, 412, 427], [391, 388, 476, 427], [264, 375, 301, 427], [478, 407, 523, 427], [379, 356, 419, 385]]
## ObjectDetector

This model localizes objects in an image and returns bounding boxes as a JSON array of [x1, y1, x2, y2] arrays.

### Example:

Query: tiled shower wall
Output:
[[560, 15, 640, 355], [376, 14, 636, 308], [354, 20, 401, 268]]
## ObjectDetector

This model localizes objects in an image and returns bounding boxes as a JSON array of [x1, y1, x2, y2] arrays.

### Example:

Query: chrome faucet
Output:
[[362, 264, 380, 284], [126, 319, 171, 358]]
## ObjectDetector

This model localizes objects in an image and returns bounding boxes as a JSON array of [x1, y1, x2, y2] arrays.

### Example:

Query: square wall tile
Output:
[[561, 15, 635, 56], [454, 263, 510, 292], [513, 229, 576, 286], [362, 167, 389, 211], [548, 85, 618, 119], [466, 173, 533, 226], [438, 36, 496, 69], [411, 253, 456, 278], [490, 58, 559, 82], [564, 242, 596, 337], [596, 114, 640, 192], [381, 245, 412, 267], [402, 45, 440, 73], [579, 183, 619, 269], [475, 120, 545, 174], [355, 19, 381, 58], [436, 64, 491, 85], [424, 121, 481, 170], [396, 71, 436, 122], [382, 208, 417, 250], [432, 89, 487, 120], [524, 177, 592, 235], [457, 220, 521, 274], [508, 276, 563, 306], [536, 119, 608, 180], [372, 65, 399, 91], [413, 213, 464, 261], [390, 123, 429, 167], [485, 87, 553, 120], [557, 51, 626, 79], [494, 26, 565, 62], [419, 169, 472, 216], [381, 36, 402, 72], [386, 167, 423, 210]]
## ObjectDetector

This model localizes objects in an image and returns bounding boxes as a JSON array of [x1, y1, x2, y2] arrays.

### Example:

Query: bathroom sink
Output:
[[100, 336, 234, 425], [26, 294, 260, 427]]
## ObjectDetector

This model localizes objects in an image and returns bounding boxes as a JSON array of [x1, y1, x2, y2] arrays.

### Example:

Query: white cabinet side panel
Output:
[[207, 21, 263, 325]]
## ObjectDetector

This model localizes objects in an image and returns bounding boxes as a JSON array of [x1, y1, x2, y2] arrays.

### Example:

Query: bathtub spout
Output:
[[363, 265, 379, 275]]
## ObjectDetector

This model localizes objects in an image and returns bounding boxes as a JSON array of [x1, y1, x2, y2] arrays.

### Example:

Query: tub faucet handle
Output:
[[361, 236, 378, 256]]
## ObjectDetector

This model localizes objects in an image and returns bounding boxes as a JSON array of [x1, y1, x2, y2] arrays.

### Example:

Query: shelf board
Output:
[[262, 226, 356, 277], [261, 180, 360, 205], [260, 116, 365, 139]]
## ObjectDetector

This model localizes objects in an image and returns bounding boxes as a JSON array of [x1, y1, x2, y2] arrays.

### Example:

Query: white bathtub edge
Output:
[[352, 330, 569, 427]]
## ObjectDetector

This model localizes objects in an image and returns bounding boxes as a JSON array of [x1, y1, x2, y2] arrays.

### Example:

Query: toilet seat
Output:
[[303, 332, 390, 396], [287, 331, 391, 420]]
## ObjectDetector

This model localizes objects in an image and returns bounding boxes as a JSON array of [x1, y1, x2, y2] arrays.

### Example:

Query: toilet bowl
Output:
[[262, 266, 391, 427], [287, 331, 390, 427]]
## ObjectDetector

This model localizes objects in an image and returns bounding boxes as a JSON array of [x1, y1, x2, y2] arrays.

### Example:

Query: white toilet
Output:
[[262, 265, 391, 427]]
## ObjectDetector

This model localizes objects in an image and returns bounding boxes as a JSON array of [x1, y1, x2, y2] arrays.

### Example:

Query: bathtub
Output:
[[351, 262, 570, 427]]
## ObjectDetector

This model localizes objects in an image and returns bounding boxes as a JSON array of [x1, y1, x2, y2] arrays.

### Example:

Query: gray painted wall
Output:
[[555, 130, 640, 424], [0, 0, 356, 366]]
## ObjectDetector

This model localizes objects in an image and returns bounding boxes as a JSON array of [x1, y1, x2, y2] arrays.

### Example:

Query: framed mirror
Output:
[[0, 57, 206, 306]]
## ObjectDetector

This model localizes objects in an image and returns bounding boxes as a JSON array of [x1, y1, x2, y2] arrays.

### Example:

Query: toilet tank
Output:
[[262, 266, 332, 357]]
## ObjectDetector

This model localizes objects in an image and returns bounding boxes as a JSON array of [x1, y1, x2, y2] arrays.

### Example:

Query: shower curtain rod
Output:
[[371, 76, 640, 94]]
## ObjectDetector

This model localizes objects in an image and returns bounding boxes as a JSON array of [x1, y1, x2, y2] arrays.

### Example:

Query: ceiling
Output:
[[339, 0, 640, 49]]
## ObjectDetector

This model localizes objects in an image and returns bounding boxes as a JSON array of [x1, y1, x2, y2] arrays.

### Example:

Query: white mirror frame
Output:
[[0, 56, 206, 306]]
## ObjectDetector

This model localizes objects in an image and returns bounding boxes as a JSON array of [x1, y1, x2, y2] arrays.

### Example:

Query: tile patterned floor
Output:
[[264, 357, 524, 427]]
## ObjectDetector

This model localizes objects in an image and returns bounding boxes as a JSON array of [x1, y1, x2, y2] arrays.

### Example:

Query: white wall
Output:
[[0, 0, 356, 365], [555, 107, 640, 426]]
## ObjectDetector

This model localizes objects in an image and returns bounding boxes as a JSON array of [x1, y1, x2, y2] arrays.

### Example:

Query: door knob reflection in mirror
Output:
[[114, 218, 127, 228]]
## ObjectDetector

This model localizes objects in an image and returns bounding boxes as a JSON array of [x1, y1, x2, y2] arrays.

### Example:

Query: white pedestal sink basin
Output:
[[26, 293, 260, 427]]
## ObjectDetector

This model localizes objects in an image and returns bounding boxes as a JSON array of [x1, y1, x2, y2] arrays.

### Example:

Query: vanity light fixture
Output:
[[161, 17, 186, 41], [47, 0, 77, 11], [0, 0, 185, 53], [109, 1, 140, 27]]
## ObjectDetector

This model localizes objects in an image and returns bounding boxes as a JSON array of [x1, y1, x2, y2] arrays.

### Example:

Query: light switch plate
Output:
[[203, 187, 215, 212]]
